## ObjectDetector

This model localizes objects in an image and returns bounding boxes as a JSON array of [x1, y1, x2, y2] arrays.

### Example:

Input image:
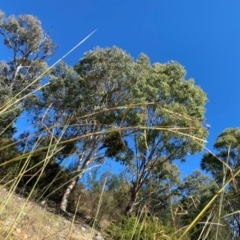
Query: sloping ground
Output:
[[0, 187, 106, 240]]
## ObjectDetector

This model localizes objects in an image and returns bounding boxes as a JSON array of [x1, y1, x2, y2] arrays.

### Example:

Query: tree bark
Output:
[[60, 140, 97, 213], [60, 154, 84, 213], [60, 176, 79, 212], [125, 184, 138, 216]]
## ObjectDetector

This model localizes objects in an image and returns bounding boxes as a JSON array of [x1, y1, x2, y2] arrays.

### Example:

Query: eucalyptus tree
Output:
[[140, 162, 182, 227], [176, 170, 224, 239], [0, 10, 55, 182], [33, 47, 208, 215], [201, 128, 240, 184], [35, 47, 141, 212], [0, 9, 55, 137], [113, 56, 209, 215], [201, 128, 240, 239]]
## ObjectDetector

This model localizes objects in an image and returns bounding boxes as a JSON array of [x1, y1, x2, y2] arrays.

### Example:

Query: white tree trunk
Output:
[[60, 152, 85, 213], [60, 141, 97, 213], [60, 177, 78, 212]]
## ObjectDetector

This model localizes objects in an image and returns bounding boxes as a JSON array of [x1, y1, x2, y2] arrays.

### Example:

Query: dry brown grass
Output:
[[0, 187, 105, 240]]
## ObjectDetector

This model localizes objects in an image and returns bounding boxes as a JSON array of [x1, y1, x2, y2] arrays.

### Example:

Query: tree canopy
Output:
[[0, 9, 55, 138]]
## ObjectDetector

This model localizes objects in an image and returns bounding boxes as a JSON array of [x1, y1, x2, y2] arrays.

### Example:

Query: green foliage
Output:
[[176, 171, 220, 239], [35, 46, 208, 215], [120, 59, 208, 215], [105, 216, 181, 240], [0, 138, 20, 179], [180, 170, 218, 202], [144, 162, 183, 224], [0, 9, 55, 140], [1, 145, 73, 202], [0, 9, 55, 95], [29, 47, 147, 212], [201, 128, 240, 182], [67, 170, 130, 221], [101, 132, 129, 158], [201, 128, 240, 239]]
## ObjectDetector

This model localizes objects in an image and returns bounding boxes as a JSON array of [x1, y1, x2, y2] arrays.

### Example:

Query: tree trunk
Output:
[[125, 166, 149, 216], [60, 176, 79, 212], [60, 142, 97, 213], [60, 153, 85, 213], [125, 185, 138, 216]]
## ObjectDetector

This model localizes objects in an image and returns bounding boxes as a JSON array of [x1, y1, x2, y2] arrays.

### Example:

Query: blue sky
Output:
[[1, 0, 240, 177]]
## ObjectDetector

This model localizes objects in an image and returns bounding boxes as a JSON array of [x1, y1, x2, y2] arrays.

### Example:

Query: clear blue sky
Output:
[[1, 0, 240, 177]]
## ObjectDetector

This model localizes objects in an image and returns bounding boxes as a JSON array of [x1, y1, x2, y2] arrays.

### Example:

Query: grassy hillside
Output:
[[0, 186, 105, 240]]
